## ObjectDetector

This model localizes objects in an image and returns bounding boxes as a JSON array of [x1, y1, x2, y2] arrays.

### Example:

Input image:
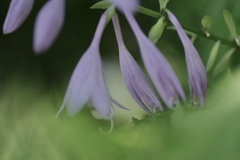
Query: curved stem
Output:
[[138, 6, 161, 19], [137, 6, 238, 48]]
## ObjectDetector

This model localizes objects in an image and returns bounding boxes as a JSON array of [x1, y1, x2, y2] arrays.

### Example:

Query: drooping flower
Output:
[[56, 10, 112, 119], [110, 0, 185, 108], [33, 0, 65, 53], [3, 0, 34, 34], [112, 13, 162, 114], [166, 10, 207, 106]]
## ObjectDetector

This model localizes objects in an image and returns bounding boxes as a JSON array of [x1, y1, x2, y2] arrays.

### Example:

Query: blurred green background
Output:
[[0, 0, 240, 159]]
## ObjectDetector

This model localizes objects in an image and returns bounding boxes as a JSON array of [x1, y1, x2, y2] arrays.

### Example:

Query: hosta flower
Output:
[[166, 10, 207, 106], [3, 0, 65, 53], [112, 14, 162, 114], [33, 0, 65, 53], [56, 11, 112, 119], [3, 0, 34, 34], [110, 0, 185, 108]]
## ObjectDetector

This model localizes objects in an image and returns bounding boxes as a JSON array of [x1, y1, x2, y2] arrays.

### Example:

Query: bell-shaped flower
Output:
[[3, 0, 34, 34], [33, 0, 65, 53], [166, 10, 207, 106], [112, 14, 162, 114], [56, 11, 112, 119], [111, 0, 185, 108]]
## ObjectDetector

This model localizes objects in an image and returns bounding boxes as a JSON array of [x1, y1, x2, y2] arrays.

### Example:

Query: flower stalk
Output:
[[137, 6, 238, 48]]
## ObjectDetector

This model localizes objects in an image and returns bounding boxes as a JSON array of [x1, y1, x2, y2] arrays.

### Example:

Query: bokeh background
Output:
[[0, 0, 240, 159]]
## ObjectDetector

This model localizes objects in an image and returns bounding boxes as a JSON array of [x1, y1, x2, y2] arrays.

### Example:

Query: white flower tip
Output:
[[33, 40, 50, 54], [3, 12, 25, 35], [2, 15, 22, 35], [2, 26, 13, 35], [2, 20, 17, 34], [110, 0, 139, 13], [33, 45, 43, 54]]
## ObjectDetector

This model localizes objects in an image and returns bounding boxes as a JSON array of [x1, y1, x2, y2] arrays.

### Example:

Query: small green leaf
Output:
[[105, 6, 115, 25], [206, 40, 221, 72], [148, 16, 167, 44], [223, 9, 237, 39], [90, 1, 110, 9], [201, 15, 212, 30], [159, 0, 169, 11], [213, 48, 236, 76]]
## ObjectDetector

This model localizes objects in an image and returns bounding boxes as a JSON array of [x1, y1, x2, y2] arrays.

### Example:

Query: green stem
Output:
[[138, 6, 161, 19], [137, 6, 238, 48]]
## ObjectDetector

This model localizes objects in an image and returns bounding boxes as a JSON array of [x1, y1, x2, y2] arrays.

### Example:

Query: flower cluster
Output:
[[56, 0, 206, 118], [3, 0, 207, 119], [3, 0, 65, 53]]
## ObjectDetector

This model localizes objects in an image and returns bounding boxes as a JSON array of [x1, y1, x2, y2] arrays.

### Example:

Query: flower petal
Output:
[[89, 12, 113, 119], [56, 48, 95, 117], [33, 0, 65, 53], [167, 10, 207, 106], [3, 0, 34, 34], [90, 52, 112, 119], [123, 11, 185, 108], [56, 10, 111, 118], [112, 14, 162, 113]]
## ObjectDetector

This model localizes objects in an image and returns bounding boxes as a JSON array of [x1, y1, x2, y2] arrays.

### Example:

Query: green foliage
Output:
[[106, 6, 116, 26], [201, 15, 212, 31], [213, 48, 236, 76], [223, 9, 237, 39], [206, 40, 221, 72], [90, 0, 110, 9], [201, 15, 212, 37], [1, 69, 240, 160], [159, 0, 170, 11], [148, 16, 167, 44]]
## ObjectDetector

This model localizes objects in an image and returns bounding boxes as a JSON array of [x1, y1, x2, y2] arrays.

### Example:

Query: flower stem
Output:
[[137, 6, 161, 19], [137, 6, 238, 48]]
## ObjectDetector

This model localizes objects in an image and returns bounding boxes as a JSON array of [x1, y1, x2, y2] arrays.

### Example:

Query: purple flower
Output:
[[56, 11, 112, 119], [166, 10, 207, 106], [112, 13, 162, 114], [33, 0, 65, 53], [3, 0, 34, 34], [111, 0, 185, 108]]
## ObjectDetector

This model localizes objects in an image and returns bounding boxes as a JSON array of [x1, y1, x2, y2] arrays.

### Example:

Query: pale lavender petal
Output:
[[123, 11, 185, 108], [90, 52, 112, 119], [89, 12, 112, 119], [56, 47, 95, 117], [167, 10, 207, 106], [109, 0, 139, 13], [112, 14, 162, 113], [56, 11, 112, 118], [3, 0, 34, 34], [33, 0, 65, 53]]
